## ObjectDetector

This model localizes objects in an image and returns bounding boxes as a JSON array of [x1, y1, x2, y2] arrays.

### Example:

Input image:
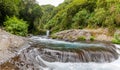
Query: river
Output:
[[0, 36, 120, 70]]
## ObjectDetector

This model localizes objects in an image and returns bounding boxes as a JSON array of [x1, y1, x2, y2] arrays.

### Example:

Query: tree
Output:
[[19, 0, 43, 33], [36, 0, 120, 34], [72, 9, 89, 29], [0, 0, 20, 25], [39, 5, 54, 29]]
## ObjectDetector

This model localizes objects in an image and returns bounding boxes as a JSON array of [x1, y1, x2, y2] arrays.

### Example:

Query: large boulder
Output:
[[0, 29, 29, 64]]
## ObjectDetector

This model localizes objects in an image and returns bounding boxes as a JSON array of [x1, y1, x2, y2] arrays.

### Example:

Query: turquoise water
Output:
[[30, 36, 120, 70], [31, 36, 108, 49], [3, 36, 119, 70]]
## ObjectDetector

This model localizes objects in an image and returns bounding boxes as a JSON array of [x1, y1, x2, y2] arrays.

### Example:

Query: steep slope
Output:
[[41, 0, 120, 33]]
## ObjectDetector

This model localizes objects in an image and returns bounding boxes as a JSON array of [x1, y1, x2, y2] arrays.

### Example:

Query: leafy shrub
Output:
[[90, 36, 95, 41], [77, 36, 86, 41], [112, 39, 120, 44], [39, 29, 46, 35], [4, 16, 28, 36], [112, 34, 120, 44], [51, 35, 58, 39], [33, 29, 46, 35]]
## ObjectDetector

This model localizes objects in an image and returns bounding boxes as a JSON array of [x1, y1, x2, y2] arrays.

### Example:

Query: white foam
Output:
[[31, 36, 120, 70], [36, 44, 120, 70], [114, 44, 120, 49]]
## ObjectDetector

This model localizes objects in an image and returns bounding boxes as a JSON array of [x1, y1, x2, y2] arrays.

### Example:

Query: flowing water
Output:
[[0, 36, 120, 70], [46, 30, 50, 37]]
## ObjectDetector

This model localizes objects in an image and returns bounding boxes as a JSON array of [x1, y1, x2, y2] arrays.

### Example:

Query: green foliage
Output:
[[77, 36, 86, 41], [88, 8, 106, 27], [38, 29, 46, 35], [38, 5, 55, 30], [51, 35, 58, 39], [4, 16, 28, 36], [0, 0, 43, 35], [112, 34, 120, 44], [44, 0, 87, 32], [72, 9, 89, 29], [0, 0, 20, 25], [1, 0, 120, 36], [90, 36, 95, 41], [19, 0, 43, 33], [42, 0, 120, 34]]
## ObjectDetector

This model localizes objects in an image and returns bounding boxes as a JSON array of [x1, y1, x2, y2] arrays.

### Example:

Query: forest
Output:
[[0, 0, 120, 36], [42, 0, 120, 34]]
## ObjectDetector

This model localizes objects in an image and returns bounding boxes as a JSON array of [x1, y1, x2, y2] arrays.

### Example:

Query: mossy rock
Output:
[[51, 35, 58, 39], [77, 36, 86, 41], [90, 36, 95, 41], [112, 34, 120, 44], [112, 39, 120, 44]]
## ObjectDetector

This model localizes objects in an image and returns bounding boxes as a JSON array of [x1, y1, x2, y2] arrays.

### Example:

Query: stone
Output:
[[52, 29, 114, 42], [0, 29, 28, 65]]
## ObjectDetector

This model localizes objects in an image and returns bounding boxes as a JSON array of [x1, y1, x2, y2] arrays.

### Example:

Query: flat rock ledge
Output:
[[0, 29, 29, 65]]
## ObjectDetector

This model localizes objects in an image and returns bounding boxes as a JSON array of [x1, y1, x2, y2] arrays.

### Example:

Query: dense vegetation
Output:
[[0, 0, 43, 35], [112, 34, 120, 44], [4, 16, 28, 36], [41, 0, 120, 33], [0, 0, 120, 37]]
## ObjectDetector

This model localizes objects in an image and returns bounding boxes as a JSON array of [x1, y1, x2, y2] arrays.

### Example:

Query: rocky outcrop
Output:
[[51, 29, 118, 42], [0, 29, 29, 65]]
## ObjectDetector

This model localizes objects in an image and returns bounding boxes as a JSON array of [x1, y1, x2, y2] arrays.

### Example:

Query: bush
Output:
[[4, 16, 28, 36], [77, 36, 86, 41], [112, 34, 120, 44], [33, 29, 46, 35], [90, 36, 95, 41], [112, 39, 120, 44], [51, 35, 58, 39]]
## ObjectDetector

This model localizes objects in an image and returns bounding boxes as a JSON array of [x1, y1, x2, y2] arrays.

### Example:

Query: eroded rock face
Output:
[[0, 29, 28, 65], [52, 29, 114, 41]]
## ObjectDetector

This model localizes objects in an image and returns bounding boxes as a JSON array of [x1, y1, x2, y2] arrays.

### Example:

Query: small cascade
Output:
[[1, 45, 119, 70], [0, 36, 120, 70], [30, 36, 118, 62], [46, 30, 50, 37], [38, 47, 118, 62]]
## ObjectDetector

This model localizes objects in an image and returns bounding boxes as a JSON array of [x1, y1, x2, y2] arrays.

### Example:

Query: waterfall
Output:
[[1, 36, 120, 70], [2, 44, 119, 70], [46, 30, 50, 37], [30, 36, 118, 62], [37, 48, 118, 62]]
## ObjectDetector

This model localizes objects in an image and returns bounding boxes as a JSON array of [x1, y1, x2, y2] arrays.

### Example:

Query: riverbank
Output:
[[51, 28, 120, 42]]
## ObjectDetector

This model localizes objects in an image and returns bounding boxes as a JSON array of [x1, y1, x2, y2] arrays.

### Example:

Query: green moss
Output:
[[51, 35, 58, 39], [58, 36, 63, 39], [68, 36, 73, 39], [32, 29, 46, 35], [39, 29, 46, 35], [90, 36, 95, 41], [77, 36, 86, 41], [112, 39, 120, 44], [112, 34, 120, 44]]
